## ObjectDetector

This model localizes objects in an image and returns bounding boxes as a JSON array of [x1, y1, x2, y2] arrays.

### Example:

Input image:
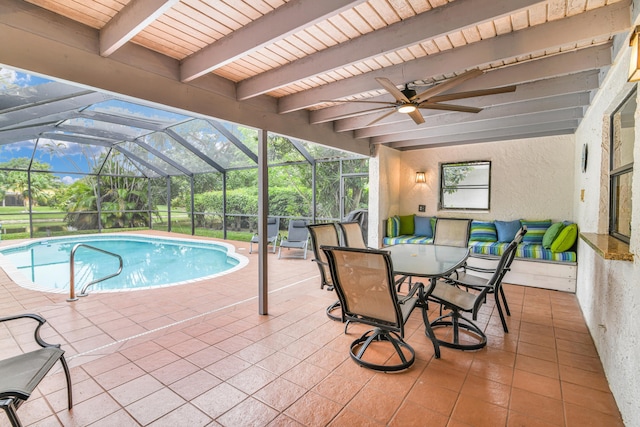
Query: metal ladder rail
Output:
[[67, 243, 123, 301]]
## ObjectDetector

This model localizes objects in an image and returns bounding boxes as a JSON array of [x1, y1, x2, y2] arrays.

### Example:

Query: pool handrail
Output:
[[67, 243, 124, 301]]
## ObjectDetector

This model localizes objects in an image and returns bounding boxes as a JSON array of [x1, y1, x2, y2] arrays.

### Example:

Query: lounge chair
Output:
[[278, 219, 309, 259], [249, 217, 280, 254]]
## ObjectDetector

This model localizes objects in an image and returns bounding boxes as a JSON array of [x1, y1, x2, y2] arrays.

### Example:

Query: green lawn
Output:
[[0, 206, 259, 243]]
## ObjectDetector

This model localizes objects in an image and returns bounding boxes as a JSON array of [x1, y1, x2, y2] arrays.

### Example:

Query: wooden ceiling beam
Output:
[[388, 121, 579, 149], [180, 0, 368, 83], [100, 0, 180, 57], [389, 120, 579, 150], [371, 106, 585, 144]]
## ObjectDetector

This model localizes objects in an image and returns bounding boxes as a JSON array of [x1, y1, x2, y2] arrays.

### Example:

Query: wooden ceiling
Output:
[[7, 0, 635, 149]]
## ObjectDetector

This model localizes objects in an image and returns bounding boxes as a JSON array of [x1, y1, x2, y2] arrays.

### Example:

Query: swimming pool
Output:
[[0, 234, 248, 293]]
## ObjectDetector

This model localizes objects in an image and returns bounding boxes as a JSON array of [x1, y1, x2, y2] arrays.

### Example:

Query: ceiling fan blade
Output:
[[367, 109, 401, 126], [375, 77, 410, 102], [320, 99, 398, 106], [418, 102, 483, 113], [329, 106, 397, 121], [412, 69, 484, 103], [408, 109, 425, 125], [426, 85, 517, 103]]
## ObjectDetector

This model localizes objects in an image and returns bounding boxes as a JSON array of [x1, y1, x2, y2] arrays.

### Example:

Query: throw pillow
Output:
[[551, 223, 578, 252], [521, 220, 552, 245], [414, 216, 433, 237], [469, 220, 497, 242], [386, 215, 400, 238], [495, 219, 521, 242], [399, 214, 415, 235], [542, 222, 565, 249]]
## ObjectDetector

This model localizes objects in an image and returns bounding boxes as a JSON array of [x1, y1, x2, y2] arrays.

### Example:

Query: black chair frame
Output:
[[0, 314, 73, 427]]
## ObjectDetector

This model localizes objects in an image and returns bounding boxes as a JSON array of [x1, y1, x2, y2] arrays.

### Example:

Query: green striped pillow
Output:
[[469, 220, 497, 242], [387, 215, 400, 238], [521, 220, 551, 245]]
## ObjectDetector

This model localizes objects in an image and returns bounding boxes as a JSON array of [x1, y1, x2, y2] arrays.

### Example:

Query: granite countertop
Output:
[[580, 233, 633, 261]]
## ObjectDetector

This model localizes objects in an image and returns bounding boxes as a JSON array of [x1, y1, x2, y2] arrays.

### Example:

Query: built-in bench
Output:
[[382, 216, 578, 292]]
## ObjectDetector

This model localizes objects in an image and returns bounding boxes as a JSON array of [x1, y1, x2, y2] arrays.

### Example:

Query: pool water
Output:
[[0, 235, 247, 293]]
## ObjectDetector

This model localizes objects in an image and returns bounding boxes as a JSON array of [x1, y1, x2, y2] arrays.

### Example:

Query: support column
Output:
[[258, 129, 268, 315]]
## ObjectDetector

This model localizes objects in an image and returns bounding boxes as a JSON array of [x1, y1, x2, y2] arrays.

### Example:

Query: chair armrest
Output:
[[398, 281, 422, 304], [464, 265, 497, 274], [0, 313, 58, 349]]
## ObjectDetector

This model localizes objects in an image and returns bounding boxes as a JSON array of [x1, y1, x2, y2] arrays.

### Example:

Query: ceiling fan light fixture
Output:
[[397, 104, 417, 113]]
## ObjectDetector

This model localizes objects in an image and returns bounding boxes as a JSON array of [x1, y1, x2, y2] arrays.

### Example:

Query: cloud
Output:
[[61, 176, 77, 185]]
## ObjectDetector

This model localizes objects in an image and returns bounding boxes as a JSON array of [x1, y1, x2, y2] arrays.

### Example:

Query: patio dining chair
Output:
[[307, 223, 342, 321], [433, 218, 472, 247], [445, 226, 527, 332], [322, 246, 429, 372], [249, 217, 280, 254], [337, 221, 368, 248], [278, 219, 309, 259], [428, 233, 521, 350], [0, 313, 73, 427]]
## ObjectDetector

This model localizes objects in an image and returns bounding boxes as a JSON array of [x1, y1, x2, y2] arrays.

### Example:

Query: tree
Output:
[[0, 158, 62, 207], [58, 157, 158, 230]]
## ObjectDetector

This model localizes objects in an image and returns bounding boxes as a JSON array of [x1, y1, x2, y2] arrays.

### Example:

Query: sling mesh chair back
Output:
[[433, 218, 472, 247], [278, 219, 309, 259], [249, 217, 280, 254], [322, 246, 428, 372], [447, 226, 527, 333], [0, 314, 73, 427], [307, 223, 342, 321], [429, 234, 521, 350], [337, 221, 367, 249]]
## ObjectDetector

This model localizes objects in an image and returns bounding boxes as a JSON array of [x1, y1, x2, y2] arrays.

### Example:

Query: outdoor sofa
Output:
[[383, 215, 579, 292]]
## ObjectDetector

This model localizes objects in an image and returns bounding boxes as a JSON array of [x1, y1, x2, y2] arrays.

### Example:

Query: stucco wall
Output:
[[396, 136, 575, 222], [574, 25, 640, 426]]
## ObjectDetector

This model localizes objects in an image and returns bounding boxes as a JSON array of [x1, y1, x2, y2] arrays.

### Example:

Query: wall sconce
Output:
[[629, 26, 640, 82], [415, 171, 426, 183]]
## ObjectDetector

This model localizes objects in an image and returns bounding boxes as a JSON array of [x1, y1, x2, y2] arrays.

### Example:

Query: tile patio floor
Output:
[[0, 231, 625, 426]]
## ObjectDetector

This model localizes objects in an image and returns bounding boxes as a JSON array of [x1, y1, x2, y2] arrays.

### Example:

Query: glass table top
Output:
[[386, 244, 469, 278]]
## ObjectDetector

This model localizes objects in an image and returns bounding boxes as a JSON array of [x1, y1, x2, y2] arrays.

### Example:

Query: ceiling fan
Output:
[[329, 69, 516, 126]]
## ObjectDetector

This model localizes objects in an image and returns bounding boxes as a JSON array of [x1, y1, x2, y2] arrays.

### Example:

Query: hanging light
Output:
[[398, 104, 417, 114], [415, 171, 426, 183]]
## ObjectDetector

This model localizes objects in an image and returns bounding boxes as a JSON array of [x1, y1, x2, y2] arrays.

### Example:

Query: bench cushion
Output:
[[383, 235, 434, 245], [468, 241, 576, 262]]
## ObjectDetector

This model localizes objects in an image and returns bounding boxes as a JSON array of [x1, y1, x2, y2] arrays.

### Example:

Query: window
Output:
[[440, 161, 491, 210], [609, 89, 635, 243]]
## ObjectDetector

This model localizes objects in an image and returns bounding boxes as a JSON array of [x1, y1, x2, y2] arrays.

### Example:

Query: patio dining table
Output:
[[386, 243, 470, 358]]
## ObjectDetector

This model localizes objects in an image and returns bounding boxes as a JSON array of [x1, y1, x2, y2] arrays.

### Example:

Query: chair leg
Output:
[[1, 399, 22, 427], [326, 300, 342, 322], [420, 305, 441, 359], [59, 354, 73, 410], [494, 292, 509, 333], [349, 328, 415, 372], [430, 309, 487, 351], [499, 286, 511, 316]]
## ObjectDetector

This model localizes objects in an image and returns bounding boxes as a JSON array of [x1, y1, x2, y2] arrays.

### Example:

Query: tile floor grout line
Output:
[[68, 275, 319, 359]]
